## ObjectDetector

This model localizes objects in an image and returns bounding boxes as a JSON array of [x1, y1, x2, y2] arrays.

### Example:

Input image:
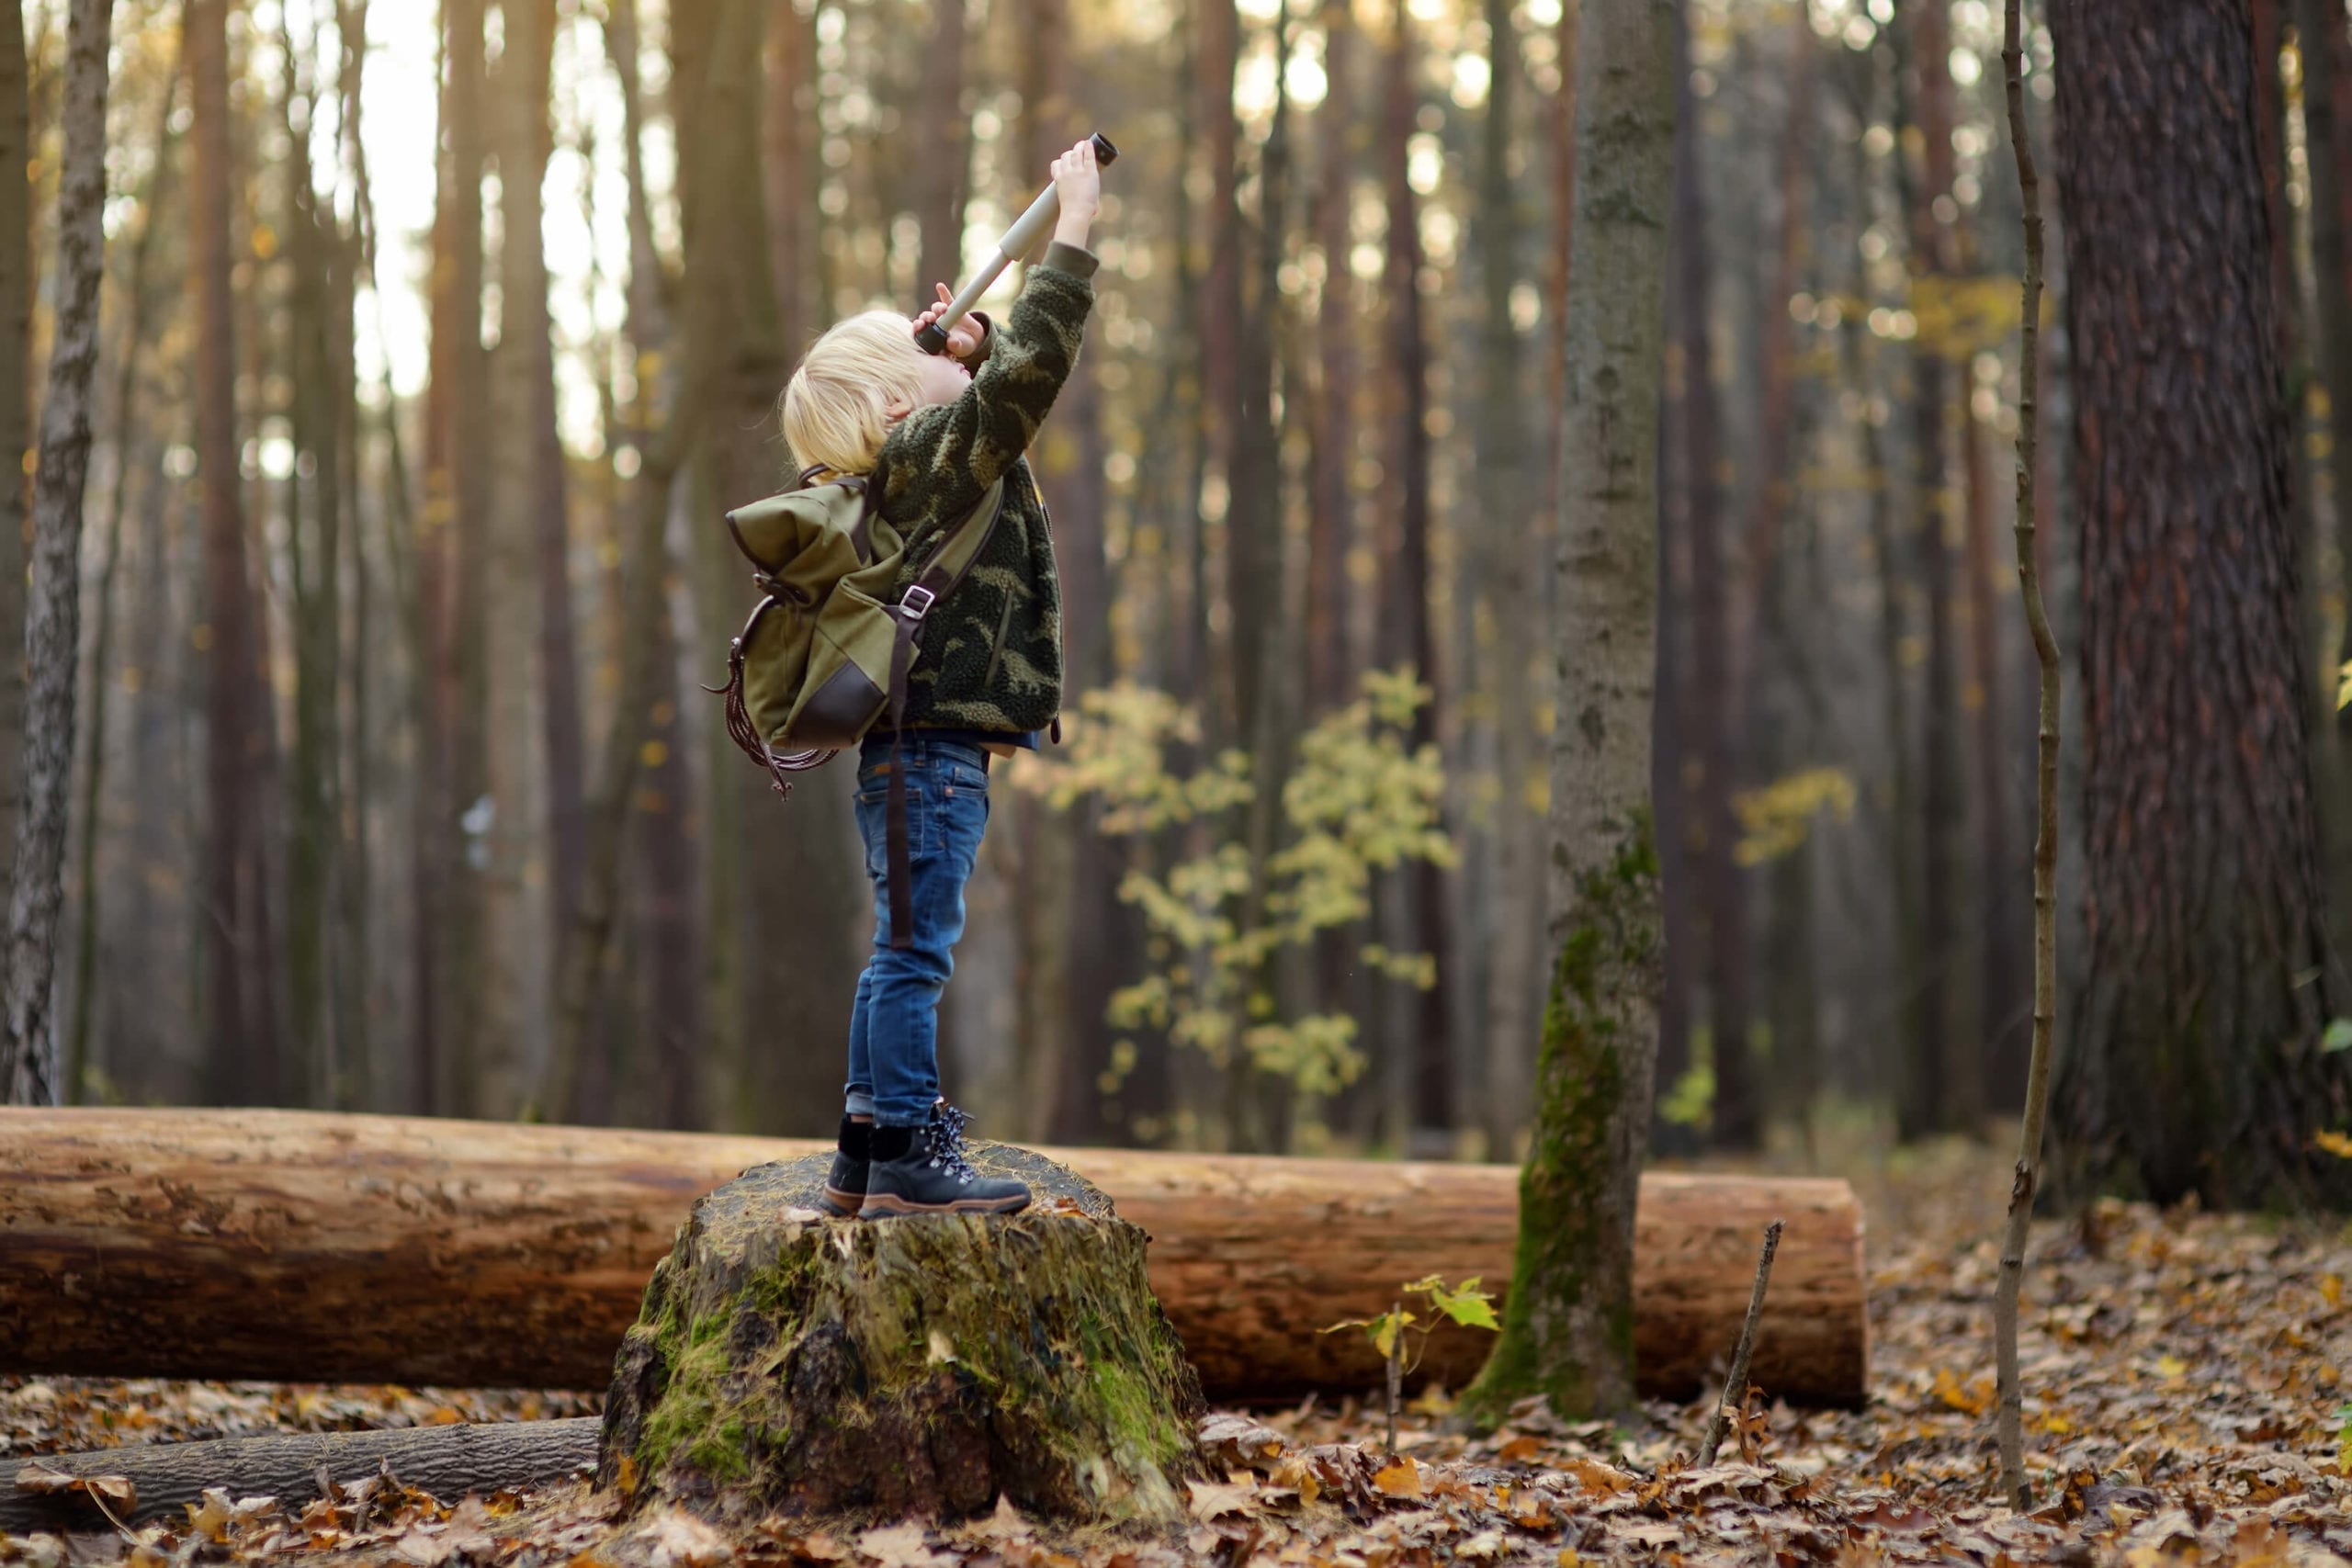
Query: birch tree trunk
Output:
[[1462, 0, 1673, 1425], [2, 0, 110, 1105]]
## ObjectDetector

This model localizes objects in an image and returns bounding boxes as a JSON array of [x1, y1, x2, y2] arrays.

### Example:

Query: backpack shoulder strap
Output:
[[879, 478, 1007, 949]]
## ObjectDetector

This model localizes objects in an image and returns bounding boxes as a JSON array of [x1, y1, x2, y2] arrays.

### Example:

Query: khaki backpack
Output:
[[710, 460, 1006, 947]]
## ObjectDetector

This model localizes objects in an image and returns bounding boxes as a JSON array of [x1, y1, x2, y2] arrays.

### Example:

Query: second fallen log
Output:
[[0, 1108, 1868, 1403]]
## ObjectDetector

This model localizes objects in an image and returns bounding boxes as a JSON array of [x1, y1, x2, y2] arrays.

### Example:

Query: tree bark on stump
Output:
[[594, 1147, 1203, 1528]]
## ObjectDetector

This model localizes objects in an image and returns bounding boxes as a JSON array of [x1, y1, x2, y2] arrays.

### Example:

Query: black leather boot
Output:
[[820, 1116, 873, 1215], [858, 1100, 1031, 1217]]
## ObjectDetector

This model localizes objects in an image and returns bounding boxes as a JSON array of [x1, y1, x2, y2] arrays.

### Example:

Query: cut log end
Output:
[[595, 1147, 1205, 1529]]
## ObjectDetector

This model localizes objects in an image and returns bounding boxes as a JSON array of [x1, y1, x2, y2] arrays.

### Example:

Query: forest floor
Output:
[[4, 1137, 2350, 1565]]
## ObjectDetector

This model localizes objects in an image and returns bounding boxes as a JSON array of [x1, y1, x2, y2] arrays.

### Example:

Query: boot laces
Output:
[[923, 1101, 978, 1185]]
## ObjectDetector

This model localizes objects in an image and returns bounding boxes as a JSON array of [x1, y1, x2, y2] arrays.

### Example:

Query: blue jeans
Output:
[[843, 738, 992, 1128]]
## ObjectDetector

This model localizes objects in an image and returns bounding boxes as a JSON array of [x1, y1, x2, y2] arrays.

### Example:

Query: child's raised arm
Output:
[[881, 141, 1102, 535]]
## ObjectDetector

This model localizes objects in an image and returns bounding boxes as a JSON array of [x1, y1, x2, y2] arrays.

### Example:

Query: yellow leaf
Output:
[[1932, 1367, 1992, 1415], [1372, 1459, 1422, 1498], [2323, 1274, 2343, 1309], [2154, 1355, 2188, 1380], [2316, 1130, 2352, 1159]]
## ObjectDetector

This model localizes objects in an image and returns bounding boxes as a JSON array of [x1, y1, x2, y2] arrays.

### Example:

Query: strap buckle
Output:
[[899, 583, 937, 620]]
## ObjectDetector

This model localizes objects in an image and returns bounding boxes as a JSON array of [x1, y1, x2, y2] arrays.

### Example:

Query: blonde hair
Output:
[[778, 310, 927, 478]]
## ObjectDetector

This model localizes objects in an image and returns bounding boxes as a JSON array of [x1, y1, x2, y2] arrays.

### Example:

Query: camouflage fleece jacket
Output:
[[873, 242, 1097, 735]]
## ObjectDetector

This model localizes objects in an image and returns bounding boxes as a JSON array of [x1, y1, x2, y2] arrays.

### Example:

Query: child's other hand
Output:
[[914, 283, 983, 359], [1051, 139, 1102, 223]]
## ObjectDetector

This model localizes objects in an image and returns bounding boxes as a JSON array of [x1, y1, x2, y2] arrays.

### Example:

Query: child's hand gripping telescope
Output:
[[913, 131, 1119, 355]]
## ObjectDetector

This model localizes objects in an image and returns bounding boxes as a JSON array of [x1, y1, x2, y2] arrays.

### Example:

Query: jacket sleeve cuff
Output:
[[1040, 241, 1101, 279]]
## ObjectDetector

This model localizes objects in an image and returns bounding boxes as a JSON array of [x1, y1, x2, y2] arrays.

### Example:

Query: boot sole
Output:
[[820, 1185, 864, 1215], [857, 1190, 1031, 1218]]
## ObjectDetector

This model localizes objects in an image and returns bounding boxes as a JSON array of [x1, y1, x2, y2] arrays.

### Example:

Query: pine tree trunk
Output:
[[1306, 0, 1356, 719], [0, 13, 27, 914], [673, 0, 861, 1138], [1478, 0, 1544, 1161], [1671, 35, 1754, 1152], [517, 0, 586, 1063], [2049, 0, 2346, 1207], [1381, 0, 1453, 1148], [764, 1, 814, 357], [190, 0, 276, 1109], [1964, 393, 2024, 1111], [67, 51, 179, 1106], [2294, 0, 2352, 947], [547, 0, 684, 1125], [1902, 0, 1977, 1136], [1, 0, 111, 1106], [421, 0, 493, 1117], [1463, 0, 1672, 1426], [910, 0, 971, 295], [280, 21, 344, 1111]]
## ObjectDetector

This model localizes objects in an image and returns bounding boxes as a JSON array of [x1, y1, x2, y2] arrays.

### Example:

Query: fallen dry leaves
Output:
[[2, 1143, 2348, 1564]]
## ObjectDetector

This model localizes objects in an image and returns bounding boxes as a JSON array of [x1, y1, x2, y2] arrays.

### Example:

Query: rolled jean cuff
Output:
[[843, 1089, 876, 1118]]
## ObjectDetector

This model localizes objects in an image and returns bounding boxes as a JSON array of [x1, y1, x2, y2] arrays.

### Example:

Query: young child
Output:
[[777, 138, 1102, 1218]]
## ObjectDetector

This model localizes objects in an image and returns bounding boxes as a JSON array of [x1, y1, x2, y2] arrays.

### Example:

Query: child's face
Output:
[[900, 333, 972, 413]]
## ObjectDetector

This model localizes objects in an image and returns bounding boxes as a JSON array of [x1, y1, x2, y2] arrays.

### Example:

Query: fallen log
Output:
[[0, 1109, 1867, 1404], [0, 1418, 599, 1532]]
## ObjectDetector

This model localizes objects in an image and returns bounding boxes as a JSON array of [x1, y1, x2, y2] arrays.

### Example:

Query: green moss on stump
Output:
[[595, 1145, 1204, 1528]]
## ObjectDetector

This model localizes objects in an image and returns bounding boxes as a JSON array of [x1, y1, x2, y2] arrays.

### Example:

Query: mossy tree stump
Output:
[[595, 1144, 1204, 1529]]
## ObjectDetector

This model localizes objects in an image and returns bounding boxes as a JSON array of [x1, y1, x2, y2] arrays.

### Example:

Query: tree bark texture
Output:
[[0, 11, 27, 914], [1307, 0, 1357, 716], [511, 0, 588, 1037], [598, 1149, 1201, 1525], [2305, 0, 2352, 734], [765, 0, 815, 359], [673, 0, 863, 1139], [2048, 0, 2346, 1207], [1477, 0, 1544, 1160], [190, 0, 277, 1110], [1379, 0, 1453, 1145], [0, 1108, 1868, 1405], [1, 0, 111, 1107], [1902, 0, 1976, 1137], [910, 0, 971, 296], [1669, 25, 1754, 1153], [0, 1421, 602, 1534], [71, 59, 181, 1107], [1462, 0, 1675, 1424]]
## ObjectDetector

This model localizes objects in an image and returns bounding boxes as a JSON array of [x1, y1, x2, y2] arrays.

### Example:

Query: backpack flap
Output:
[[776, 479, 1006, 751]]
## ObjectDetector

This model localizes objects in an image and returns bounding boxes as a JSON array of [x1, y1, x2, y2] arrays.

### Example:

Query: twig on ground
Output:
[[1702, 1219, 1783, 1462]]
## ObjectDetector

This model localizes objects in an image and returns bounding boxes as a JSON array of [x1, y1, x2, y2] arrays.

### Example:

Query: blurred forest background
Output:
[[2, 0, 2346, 1169]]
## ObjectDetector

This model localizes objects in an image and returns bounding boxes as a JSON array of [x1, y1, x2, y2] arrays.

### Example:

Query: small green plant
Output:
[[1323, 1275, 1498, 1456], [2337, 1402, 2352, 1476]]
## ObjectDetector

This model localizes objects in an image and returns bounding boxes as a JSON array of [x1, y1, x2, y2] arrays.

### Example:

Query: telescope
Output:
[[914, 130, 1119, 355]]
